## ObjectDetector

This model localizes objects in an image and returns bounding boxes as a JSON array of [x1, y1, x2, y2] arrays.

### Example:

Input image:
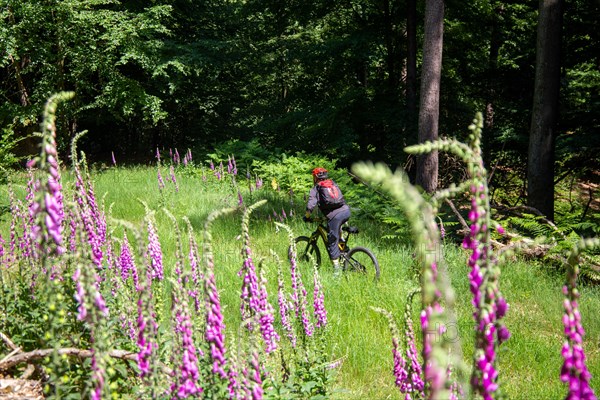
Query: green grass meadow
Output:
[[1, 164, 599, 399]]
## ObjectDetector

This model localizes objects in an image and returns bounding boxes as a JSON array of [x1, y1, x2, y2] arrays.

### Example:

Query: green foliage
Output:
[[267, 338, 336, 400], [0, 126, 25, 182], [251, 152, 338, 198], [207, 138, 276, 172]]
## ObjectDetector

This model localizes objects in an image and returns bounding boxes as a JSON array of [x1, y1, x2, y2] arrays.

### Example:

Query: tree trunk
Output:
[[416, 0, 444, 193], [406, 0, 417, 130], [7, 5, 29, 107], [527, 0, 564, 221], [383, 0, 396, 89]]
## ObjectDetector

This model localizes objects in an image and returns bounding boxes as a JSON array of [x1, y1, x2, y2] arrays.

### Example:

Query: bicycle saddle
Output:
[[342, 226, 359, 234]]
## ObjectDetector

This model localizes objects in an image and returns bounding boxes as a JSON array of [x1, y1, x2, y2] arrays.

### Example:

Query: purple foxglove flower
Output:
[[561, 284, 597, 400], [278, 280, 296, 347], [258, 268, 280, 353], [169, 165, 179, 192], [0, 234, 5, 263], [464, 182, 510, 399], [146, 220, 164, 280], [119, 234, 137, 288], [156, 147, 161, 161], [392, 343, 408, 390], [171, 307, 203, 397], [287, 250, 313, 337], [205, 259, 228, 379], [111, 151, 116, 166], [73, 268, 87, 321], [249, 350, 263, 400], [313, 267, 327, 329], [157, 169, 166, 190]]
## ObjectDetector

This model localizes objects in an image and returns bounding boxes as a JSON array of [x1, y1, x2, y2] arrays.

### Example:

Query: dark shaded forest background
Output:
[[1, 0, 599, 212]]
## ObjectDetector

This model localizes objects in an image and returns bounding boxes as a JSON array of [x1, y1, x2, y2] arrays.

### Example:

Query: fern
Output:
[[505, 213, 559, 238]]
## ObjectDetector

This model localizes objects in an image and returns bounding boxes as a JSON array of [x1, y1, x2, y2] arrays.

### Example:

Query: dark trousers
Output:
[[326, 205, 351, 260]]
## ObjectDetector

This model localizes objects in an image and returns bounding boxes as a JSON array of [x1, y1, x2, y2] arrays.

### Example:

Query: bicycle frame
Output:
[[307, 221, 349, 253], [297, 219, 380, 280]]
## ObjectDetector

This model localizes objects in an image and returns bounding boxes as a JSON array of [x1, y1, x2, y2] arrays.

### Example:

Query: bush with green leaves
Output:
[[0, 126, 26, 182]]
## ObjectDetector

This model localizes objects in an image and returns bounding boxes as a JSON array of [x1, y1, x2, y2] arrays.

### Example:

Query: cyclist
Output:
[[303, 167, 351, 277]]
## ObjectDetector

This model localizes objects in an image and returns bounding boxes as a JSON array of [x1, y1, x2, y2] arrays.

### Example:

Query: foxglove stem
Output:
[[70, 208, 110, 399], [146, 218, 164, 280], [561, 238, 599, 400], [0, 234, 5, 266], [273, 250, 296, 347], [171, 295, 203, 397], [75, 166, 103, 267], [404, 289, 424, 395], [157, 169, 166, 190], [203, 208, 235, 381], [313, 264, 327, 329], [170, 165, 179, 192], [240, 201, 279, 352], [185, 217, 202, 312], [30, 93, 74, 258], [464, 182, 509, 398], [119, 234, 136, 285], [277, 222, 314, 337], [372, 307, 412, 395], [258, 267, 280, 353]]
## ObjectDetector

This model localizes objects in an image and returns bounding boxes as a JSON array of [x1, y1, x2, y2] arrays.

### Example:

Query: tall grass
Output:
[[0, 101, 598, 399], [2, 161, 598, 398]]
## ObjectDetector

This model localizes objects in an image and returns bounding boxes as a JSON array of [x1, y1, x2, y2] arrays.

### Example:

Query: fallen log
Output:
[[0, 348, 137, 371]]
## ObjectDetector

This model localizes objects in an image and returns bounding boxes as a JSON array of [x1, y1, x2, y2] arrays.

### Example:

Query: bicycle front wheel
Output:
[[292, 236, 321, 267], [344, 246, 380, 281]]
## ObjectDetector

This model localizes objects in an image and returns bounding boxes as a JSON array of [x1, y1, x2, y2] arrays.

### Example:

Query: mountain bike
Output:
[[293, 217, 380, 280]]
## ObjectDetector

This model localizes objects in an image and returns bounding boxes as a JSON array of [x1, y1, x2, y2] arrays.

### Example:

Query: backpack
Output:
[[316, 179, 345, 210]]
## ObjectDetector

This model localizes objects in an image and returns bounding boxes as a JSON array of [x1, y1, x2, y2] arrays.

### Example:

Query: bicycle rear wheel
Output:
[[292, 236, 321, 267], [343, 246, 380, 281]]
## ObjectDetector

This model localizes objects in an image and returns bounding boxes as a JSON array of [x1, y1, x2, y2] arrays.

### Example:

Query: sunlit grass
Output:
[[1, 165, 599, 399]]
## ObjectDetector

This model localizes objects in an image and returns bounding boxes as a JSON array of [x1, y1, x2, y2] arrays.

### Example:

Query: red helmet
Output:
[[312, 167, 328, 179]]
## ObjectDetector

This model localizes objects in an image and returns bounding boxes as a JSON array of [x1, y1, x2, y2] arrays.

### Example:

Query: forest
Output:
[[2, 1, 599, 206]]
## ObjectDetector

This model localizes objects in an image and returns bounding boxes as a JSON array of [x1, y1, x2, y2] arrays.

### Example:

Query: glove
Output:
[[303, 212, 311, 222]]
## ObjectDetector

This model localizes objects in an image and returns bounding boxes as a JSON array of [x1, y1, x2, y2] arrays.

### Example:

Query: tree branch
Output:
[[444, 199, 469, 232], [0, 345, 173, 376], [0, 348, 139, 371], [0, 331, 19, 351]]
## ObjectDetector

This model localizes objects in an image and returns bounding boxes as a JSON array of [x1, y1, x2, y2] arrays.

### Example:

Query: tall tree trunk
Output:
[[7, 5, 29, 107], [485, 4, 504, 131], [483, 3, 504, 169], [527, 0, 564, 220], [416, 0, 444, 193], [406, 0, 417, 131]]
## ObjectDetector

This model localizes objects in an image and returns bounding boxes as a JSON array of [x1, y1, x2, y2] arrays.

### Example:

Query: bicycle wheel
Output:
[[344, 246, 380, 281], [292, 236, 321, 267]]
